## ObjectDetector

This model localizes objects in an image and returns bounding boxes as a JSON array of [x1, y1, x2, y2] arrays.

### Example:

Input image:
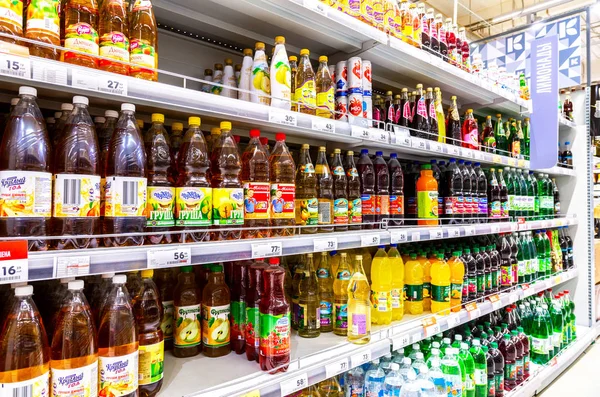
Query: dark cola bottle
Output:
[[412, 84, 429, 139]]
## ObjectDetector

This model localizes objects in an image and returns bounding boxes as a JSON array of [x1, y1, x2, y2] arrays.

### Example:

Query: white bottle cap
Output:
[[14, 285, 33, 296], [61, 103, 74, 111], [54, 111, 62, 119], [105, 110, 119, 118], [412, 343, 420, 350], [102, 272, 116, 279], [60, 277, 75, 284], [416, 352, 423, 359], [461, 342, 469, 350], [121, 103, 135, 112], [372, 358, 380, 364], [431, 348, 439, 355], [10, 98, 19, 106], [472, 339, 480, 346], [11, 282, 27, 288], [385, 353, 392, 358], [113, 274, 127, 284], [443, 338, 451, 344], [94, 117, 106, 124], [403, 357, 411, 364], [407, 371, 416, 381], [19, 86, 37, 97], [432, 342, 440, 348], [68, 280, 84, 290], [390, 363, 400, 371], [72, 96, 89, 106], [455, 334, 463, 341]]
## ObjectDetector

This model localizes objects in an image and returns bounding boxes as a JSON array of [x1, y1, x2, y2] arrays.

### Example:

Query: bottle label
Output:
[[531, 336, 548, 354], [333, 198, 349, 224], [98, 351, 138, 395], [202, 304, 231, 348], [130, 39, 156, 71], [473, 196, 479, 215], [416, 97, 428, 119], [407, 196, 416, 215], [64, 22, 99, 58], [446, 373, 463, 397], [231, 300, 246, 343], [26, 0, 59, 40], [476, 274, 485, 293], [52, 174, 101, 218], [423, 282, 431, 300], [518, 260, 526, 277], [541, 196, 554, 210], [490, 200, 501, 218], [245, 306, 260, 348], [174, 186, 212, 226], [479, 197, 488, 215], [295, 197, 318, 225], [104, 176, 147, 217], [145, 186, 175, 227], [376, 194, 390, 216], [464, 196, 473, 216], [468, 275, 477, 295], [318, 199, 333, 225], [212, 187, 244, 225], [349, 197, 362, 224], [138, 340, 164, 386], [485, 272, 492, 290], [402, 101, 411, 124], [1, 372, 49, 397], [370, 290, 391, 312], [270, 183, 295, 219], [516, 358, 523, 378], [132, 0, 152, 10], [294, 80, 316, 109], [444, 196, 460, 215], [417, 190, 439, 219], [334, 303, 348, 330], [512, 141, 521, 156], [99, 31, 130, 63], [488, 377, 496, 396], [450, 282, 462, 301], [524, 354, 530, 374], [495, 374, 504, 392], [501, 200, 509, 218], [361, 194, 376, 216], [51, 361, 97, 397], [319, 300, 332, 327], [296, 303, 306, 328], [429, 101, 437, 121], [389, 194, 404, 216], [316, 88, 335, 117], [160, 300, 174, 342], [174, 304, 201, 348], [501, 260, 512, 286], [431, 284, 450, 303], [406, 284, 423, 301], [391, 288, 402, 308], [0, 170, 52, 217], [259, 311, 291, 358], [243, 182, 270, 220], [505, 362, 516, 381], [474, 368, 486, 385], [350, 313, 367, 336], [0, 0, 22, 28], [534, 197, 540, 214]]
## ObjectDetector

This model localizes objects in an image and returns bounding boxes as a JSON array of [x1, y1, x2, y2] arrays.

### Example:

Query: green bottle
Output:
[[543, 230, 553, 278], [509, 122, 520, 158], [534, 231, 547, 279], [470, 339, 487, 397], [528, 171, 538, 220], [517, 170, 529, 218], [494, 114, 508, 155], [459, 342, 475, 397], [522, 118, 531, 159], [549, 296, 564, 356], [504, 167, 515, 218], [531, 306, 551, 364], [516, 233, 526, 284]]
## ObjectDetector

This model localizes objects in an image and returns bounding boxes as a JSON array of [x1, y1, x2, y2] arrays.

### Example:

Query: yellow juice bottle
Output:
[[448, 250, 465, 313], [431, 252, 451, 315], [333, 252, 351, 336], [419, 251, 431, 312], [347, 254, 371, 344], [370, 246, 391, 325], [330, 250, 340, 276], [404, 253, 423, 315], [388, 244, 404, 321], [360, 247, 373, 282]]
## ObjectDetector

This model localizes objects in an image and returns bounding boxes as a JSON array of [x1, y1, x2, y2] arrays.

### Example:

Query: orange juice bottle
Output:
[[269, 133, 295, 236], [210, 121, 244, 240], [202, 264, 231, 357], [62, 0, 99, 68], [416, 164, 438, 225], [241, 129, 270, 239], [103, 103, 147, 247], [173, 266, 201, 358], [448, 250, 465, 312], [419, 250, 432, 311], [404, 253, 423, 315], [98, 0, 129, 75], [430, 252, 451, 315], [50, 280, 98, 397], [129, 0, 158, 81], [25, 0, 60, 59], [388, 244, 404, 321], [0, 0, 23, 43], [97, 275, 138, 397], [175, 117, 212, 243], [0, 87, 52, 251], [0, 285, 50, 395]]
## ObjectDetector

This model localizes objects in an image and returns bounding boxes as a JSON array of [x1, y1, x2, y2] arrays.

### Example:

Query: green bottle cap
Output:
[[491, 342, 498, 348], [422, 164, 432, 170], [503, 334, 511, 340], [517, 326, 524, 333], [511, 330, 518, 335], [482, 345, 489, 352], [181, 266, 193, 273]]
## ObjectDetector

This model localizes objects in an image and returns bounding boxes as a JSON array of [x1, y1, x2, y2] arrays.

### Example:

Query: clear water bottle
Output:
[[426, 348, 442, 368], [365, 358, 386, 397], [344, 365, 365, 397], [384, 362, 405, 397], [409, 343, 422, 361], [381, 353, 393, 373], [400, 370, 423, 397], [416, 367, 436, 396], [400, 357, 417, 381], [393, 347, 405, 365], [428, 358, 448, 396], [412, 352, 427, 375], [441, 347, 464, 397]]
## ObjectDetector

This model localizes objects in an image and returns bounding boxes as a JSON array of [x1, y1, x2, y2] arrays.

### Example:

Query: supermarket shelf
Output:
[[23, 217, 578, 283], [158, 268, 578, 397], [559, 116, 577, 130]]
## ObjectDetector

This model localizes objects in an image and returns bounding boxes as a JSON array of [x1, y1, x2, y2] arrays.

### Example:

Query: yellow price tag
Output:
[[518, 159, 525, 167], [493, 155, 502, 164], [240, 390, 260, 397]]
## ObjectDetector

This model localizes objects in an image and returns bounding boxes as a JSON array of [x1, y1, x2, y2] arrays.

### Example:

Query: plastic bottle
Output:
[[365, 358, 386, 396], [345, 150, 362, 230], [202, 265, 231, 357], [129, 0, 158, 80], [221, 58, 237, 98], [0, 0, 23, 42], [462, 109, 479, 150], [172, 266, 201, 358], [25, 0, 60, 59], [470, 339, 487, 397], [298, 253, 320, 338], [456, 341, 473, 397], [419, 251, 432, 312], [347, 254, 371, 344], [498, 333, 515, 391], [241, 129, 270, 239], [412, 84, 429, 138], [98, 0, 129, 75], [295, 144, 318, 233], [315, 146, 334, 231], [417, 164, 439, 225], [250, 42, 270, 105], [357, 149, 376, 227], [330, 148, 349, 230], [442, 348, 464, 397], [293, 48, 316, 115], [405, 253, 424, 315], [430, 252, 450, 315], [269, 133, 296, 236], [270, 36, 291, 109], [387, 244, 405, 320], [152, 270, 174, 351], [333, 252, 351, 336], [242, 260, 266, 362], [236, 48, 253, 101], [371, 246, 392, 325], [229, 262, 248, 355], [448, 250, 465, 312], [346, 364, 366, 397], [387, 153, 404, 226], [314, 55, 335, 118], [374, 151, 390, 223], [315, 252, 334, 333], [488, 342, 504, 397]]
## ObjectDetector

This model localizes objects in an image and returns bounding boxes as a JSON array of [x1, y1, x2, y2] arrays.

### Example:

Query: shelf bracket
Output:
[[328, 39, 381, 63]]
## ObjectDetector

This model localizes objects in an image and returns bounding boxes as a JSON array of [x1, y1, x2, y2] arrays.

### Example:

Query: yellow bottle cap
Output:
[[214, 63, 223, 69], [319, 55, 328, 62], [136, 119, 144, 128], [300, 48, 310, 56], [172, 122, 183, 130], [211, 127, 221, 135], [289, 55, 297, 62], [220, 121, 232, 130], [275, 36, 286, 44], [255, 42, 265, 50], [243, 48, 253, 56], [347, 150, 354, 155], [188, 116, 201, 126], [141, 269, 153, 278], [302, 144, 310, 149], [319, 146, 326, 151], [225, 58, 233, 65], [151, 113, 164, 123], [334, 148, 341, 154]]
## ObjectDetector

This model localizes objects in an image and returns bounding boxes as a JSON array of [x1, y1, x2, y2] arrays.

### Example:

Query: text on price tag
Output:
[[54, 255, 90, 278], [350, 125, 370, 139], [430, 228, 443, 239], [0, 240, 28, 284], [311, 117, 335, 134], [447, 228, 460, 238], [430, 142, 442, 153], [449, 145, 460, 156], [411, 138, 426, 150], [251, 242, 282, 258], [361, 233, 380, 246], [98, 74, 128, 96], [390, 230, 407, 244], [269, 109, 297, 126], [392, 333, 410, 351], [279, 372, 308, 396], [314, 237, 338, 252], [465, 302, 480, 319], [0, 42, 30, 79], [465, 226, 476, 236], [489, 294, 502, 310], [147, 247, 191, 268], [325, 357, 349, 378], [371, 128, 389, 143], [350, 350, 372, 368]]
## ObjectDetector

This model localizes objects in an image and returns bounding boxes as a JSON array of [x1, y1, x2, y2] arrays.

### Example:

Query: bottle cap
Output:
[[172, 122, 184, 131], [72, 95, 89, 106], [14, 285, 33, 296], [376, 151, 383, 156], [101, 272, 116, 279], [224, 58, 233, 65], [19, 86, 37, 97], [188, 116, 201, 126], [511, 330, 518, 335], [255, 42, 265, 50], [152, 113, 164, 123], [455, 334, 462, 341], [421, 164, 431, 170], [121, 103, 135, 112], [301, 144, 309, 149], [319, 146, 326, 151], [355, 254, 363, 260], [416, 352, 423, 359], [68, 280, 84, 290], [275, 36, 286, 44], [403, 357, 411, 364], [94, 116, 105, 124], [181, 266, 193, 273], [54, 111, 62, 119], [360, 149, 368, 155], [61, 103, 74, 111], [334, 148, 341, 154], [10, 97, 19, 106], [220, 121, 232, 130], [249, 129, 260, 138], [472, 339, 480, 346], [390, 153, 397, 158], [269, 257, 280, 265], [565, 141, 570, 145], [300, 48, 310, 56], [243, 48, 253, 56], [461, 342, 469, 350], [214, 63, 223, 69], [289, 55, 297, 62], [141, 269, 154, 278], [275, 132, 286, 141], [102, 110, 117, 119], [390, 363, 400, 371], [319, 55, 328, 62], [112, 274, 127, 284]]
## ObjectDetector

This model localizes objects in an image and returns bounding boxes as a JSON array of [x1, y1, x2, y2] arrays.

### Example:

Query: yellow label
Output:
[[294, 80, 316, 110], [146, 186, 175, 227], [53, 174, 101, 217], [0, 170, 52, 217], [104, 176, 147, 217], [212, 187, 244, 225], [100, 177, 106, 216], [174, 186, 212, 226], [174, 304, 201, 348], [202, 304, 231, 348], [0, 0, 23, 29], [316, 88, 334, 118], [138, 340, 164, 386], [26, 0, 60, 40]]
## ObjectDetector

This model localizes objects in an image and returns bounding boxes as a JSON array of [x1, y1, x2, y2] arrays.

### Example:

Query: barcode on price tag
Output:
[[0, 240, 28, 284], [32, 58, 67, 85], [269, 109, 297, 126], [390, 230, 407, 244], [279, 373, 308, 396], [98, 75, 128, 96], [447, 228, 460, 238], [251, 242, 282, 258], [54, 255, 90, 278], [350, 350, 372, 368], [311, 117, 335, 133], [325, 358, 349, 378], [0, 46, 30, 79], [351, 125, 370, 139], [314, 237, 337, 252], [430, 228, 443, 239], [361, 234, 380, 246], [411, 231, 420, 241], [147, 247, 191, 268]]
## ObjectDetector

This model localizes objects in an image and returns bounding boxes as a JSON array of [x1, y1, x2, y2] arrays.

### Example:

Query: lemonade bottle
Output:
[[431, 253, 451, 315], [133, 270, 163, 396], [210, 121, 244, 240], [448, 250, 465, 312], [404, 253, 424, 315], [173, 266, 201, 358], [250, 42, 270, 105], [388, 244, 405, 321], [331, 149, 348, 231], [289, 55, 298, 112], [52, 95, 101, 250], [295, 144, 318, 233], [25, 0, 60, 59], [370, 246, 392, 325], [53, 103, 73, 148], [103, 103, 147, 247], [345, 150, 362, 230], [221, 58, 237, 98], [90, 272, 115, 325], [169, 121, 183, 163], [129, 0, 158, 81], [175, 117, 211, 243], [316, 146, 333, 232], [0, 87, 51, 251], [295, 48, 316, 115], [0, 285, 50, 395], [206, 127, 221, 155], [98, 275, 138, 397], [238, 48, 253, 101], [316, 55, 335, 118], [62, 0, 99, 68], [333, 252, 351, 336], [420, 251, 432, 311], [417, 164, 439, 225], [348, 254, 371, 344], [241, 129, 270, 239], [51, 280, 98, 397], [0, 0, 23, 42], [298, 253, 320, 338], [211, 63, 224, 95], [270, 36, 291, 110], [145, 113, 175, 245], [202, 264, 231, 357], [98, 0, 129, 75], [269, 133, 295, 236], [317, 251, 334, 332], [99, 110, 117, 217]]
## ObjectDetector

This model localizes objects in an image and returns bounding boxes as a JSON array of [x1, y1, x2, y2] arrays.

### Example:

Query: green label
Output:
[[485, 272, 492, 290], [477, 274, 485, 293], [334, 303, 347, 329], [160, 300, 174, 341], [450, 283, 462, 300], [405, 284, 423, 302], [245, 306, 260, 348], [259, 311, 291, 356], [431, 284, 450, 303], [231, 300, 246, 341], [422, 282, 431, 299], [147, 186, 175, 227], [505, 363, 516, 381], [492, 270, 499, 288], [417, 190, 439, 219]]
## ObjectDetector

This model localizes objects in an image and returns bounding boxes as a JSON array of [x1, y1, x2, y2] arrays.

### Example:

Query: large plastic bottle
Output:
[[417, 164, 438, 225], [295, 48, 316, 115], [404, 253, 424, 315], [202, 265, 231, 357], [153, 269, 175, 351], [103, 103, 147, 246], [241, 129, 270, 239], [419, 251, 432, 311], [0, 0, 23, 42], [98, 0, 129, 75], [344, 150, 362, 230], [269, 133, 295, 236], [333, 252, 351, 336], [173, 266, 201, 358], [370, 246, 392, 325], [298, 253, 320, 338], [62, 0, 99, 67], [442, 348, 464, 397], [470, 339, 487, 397], [0, 87, 51, 251], [365, 358, 386, 396], [499, 333, 516, 391], [98, 275, 138, 396], [347, 254, 371, 344], [129, 0, 158, 81], [316, 251, 334, 333], [330, 148, 348, 230], [430, 252, 450, 315], [315, 146, 333, 232], [238, 48, 253, 102], [388, 244, 405, 321], [357, 149, 376, 228], [383, 362, 404, 395], [270, 36, 291, 109], [374, 151, 390, 223], [25, 0, 60, 59], [388, 153, 404, 227], [221, 58, 237, 98], [448, 250, 465, 312], [295, 144, 318, 233], [249, 42, 270, 105]]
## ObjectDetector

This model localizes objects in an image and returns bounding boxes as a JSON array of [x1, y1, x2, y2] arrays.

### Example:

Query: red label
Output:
[[387, 105, 394, 122], [244, 182, 270, 220], [429, 101, 437, 121], [439, 27, 447, 44], [395, 108, 402, 124], [349, 95, 363, 116], [444, 196, 464, 215], [363, 65, 371, 83], [270, 183, 295, 219], [390, 195, 404, 215], [416, 98, 428, 119], [422, 17, 429, 34], [431, 24, 438, 40], [0, 240, 28, 261], [361, 194, 376, 216], [377, 195, 390, 216], [402, 101, 411, 123]]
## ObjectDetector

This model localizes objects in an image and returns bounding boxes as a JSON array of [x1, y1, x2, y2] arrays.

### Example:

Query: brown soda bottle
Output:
[[428, 9, 438, 53], [357, 149, 376, 228], [0, 87, 51, 251], [399, 88, 411, 128], [98, 0, 129, 75], [210, 121, 244, 240], [392, 94, 402, 124], [176, 117, 211, 243], [446, 95, 461, 146], [384, 91, 395, 124], [295, 144, 318, 233], [344, 150, 362, 230], [331, 149, 348, 231], [173, 266, 201, 358], [53, 103, 74, 149], [129, 0, 158, 81], [153, 269, 175, 351], [230, 262, 249, 354], [202, 264, 231, 357], [409, 90, 417, 127], [269, 133, 296, 236], [374, 151, 390, 223], [242, 129, 270, 239], [412, 84, 429, 139], [62, 0, 99, 68], [388, 153, 404, 226], [316, 146, 334, 233], [246, 259, 268, 361], [98, 110, 118, 196], [52, 95, 101, 250], [426, 87, 438, 141], [169, 122, 183, 169]]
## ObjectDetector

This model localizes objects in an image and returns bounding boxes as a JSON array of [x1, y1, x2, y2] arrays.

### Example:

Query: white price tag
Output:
[[350, 350, 372, 368], [251, 242, 283, 258], [449, 146, 460, 156], [490, 224, 500, 234], [411, 231, 420, 241], [31, 58, 67, 85], [492, 300, 503, 310], [446, 314, 461, 328], [0, 53, 30, 79], [303, 0, 328, 14], [468, 308, 481, 320], [463, 149, 474, 158], [389, 128, 397, 144], [371, 128, 389, 143], [361, 234, 380, 247], [392, 334, 410, 351], [447, 228, 460, 238], [411, 138, 427, 150], [147, 247, 191, 268], [465, 226, 476, 236], [71, 68, 99, 91], [314, 237, 338, 252], [390, 230, 407, 244], [430, 142, 443, 153], [53, 255, 90, 278], [280, 373, 308, 396], [410, 333, 422, 344], [325, 358, 349, 378], [0, 241, 28, 285], [98, 74, 128, 96], [351, 125, 371, 139], [509, 293, 520, 303], [424, 323, 440, 337], [269, 109, 297, 126], [430, 228, 443, 239], [311, 117, 335, 134]]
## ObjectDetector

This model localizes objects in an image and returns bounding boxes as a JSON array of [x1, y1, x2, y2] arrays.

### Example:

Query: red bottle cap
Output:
[[275, 132, 286, 141], [269, 257, 280, 265], [260, 137, 269, 145], [234, 135, 241, 143], [250, 129, 260, 138]]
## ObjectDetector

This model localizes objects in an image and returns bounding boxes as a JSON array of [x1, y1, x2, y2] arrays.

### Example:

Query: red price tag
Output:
[[0, 240, 28, 284]]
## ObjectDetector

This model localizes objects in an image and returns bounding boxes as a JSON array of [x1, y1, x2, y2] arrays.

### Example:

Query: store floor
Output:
[[539, 337, 600, 396]]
